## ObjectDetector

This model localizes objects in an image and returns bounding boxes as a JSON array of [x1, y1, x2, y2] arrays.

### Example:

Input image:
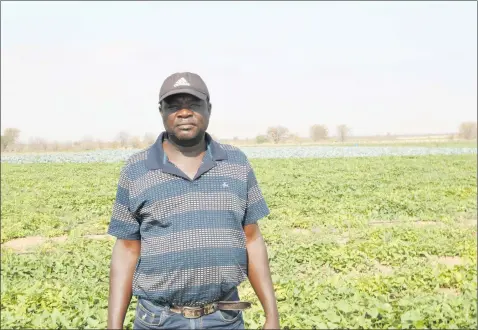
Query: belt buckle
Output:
[[182, 306, 202, 319], [181, 304, 216, 319], [203, 303, 216, 315]]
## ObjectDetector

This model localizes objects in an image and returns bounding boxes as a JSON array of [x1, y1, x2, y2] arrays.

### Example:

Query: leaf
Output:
[[454, 272, 463, 282], [316, 300, 330, 311], [366, 308, 379, 319], [401, 310, 422, 323], [413, 319, 426, 329], [336, 301, 353, 314], [87, 317, 99, 328], [325, 310, 341, 324]]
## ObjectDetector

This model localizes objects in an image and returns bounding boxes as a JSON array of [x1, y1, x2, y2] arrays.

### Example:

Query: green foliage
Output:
[[1, 154, 477, 329], [256, 135, 269, 144], [1, 163, 123, 243]]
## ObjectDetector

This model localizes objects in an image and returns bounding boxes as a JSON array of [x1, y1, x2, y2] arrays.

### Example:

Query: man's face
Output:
[[160, 93, 211, 141]]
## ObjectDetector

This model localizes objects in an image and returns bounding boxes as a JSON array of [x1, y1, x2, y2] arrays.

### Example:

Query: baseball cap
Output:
[[158, 72, 210, 103]]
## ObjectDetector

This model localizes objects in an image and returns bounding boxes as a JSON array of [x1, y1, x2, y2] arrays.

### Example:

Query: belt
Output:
[[170, 301, 251, 319]]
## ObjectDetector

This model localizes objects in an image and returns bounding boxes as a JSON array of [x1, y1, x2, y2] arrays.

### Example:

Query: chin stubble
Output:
[[167, 130, 206, 148]]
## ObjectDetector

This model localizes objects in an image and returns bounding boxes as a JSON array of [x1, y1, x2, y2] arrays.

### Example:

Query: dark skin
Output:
[[159, 93, 211, 179], [107, 239, 140, 330], [107, 93, 280, 329]]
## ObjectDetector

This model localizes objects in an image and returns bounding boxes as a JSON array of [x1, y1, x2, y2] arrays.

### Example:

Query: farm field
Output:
[[1, 145, 477, 164], [228, 140, 478, 149], [1, 154, 477, 329], [2, 139, 476, 157]]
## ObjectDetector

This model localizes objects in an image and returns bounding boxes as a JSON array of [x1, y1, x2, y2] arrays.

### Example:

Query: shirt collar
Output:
[[145, 131, 227, 171]]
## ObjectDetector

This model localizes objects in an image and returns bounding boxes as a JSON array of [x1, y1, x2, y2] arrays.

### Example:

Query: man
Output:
[[107, 72, 280, 329]]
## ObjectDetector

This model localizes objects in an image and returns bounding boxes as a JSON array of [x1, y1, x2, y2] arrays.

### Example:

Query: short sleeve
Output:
[[242, 161, 270, 226], [107, 164, 141, 240]]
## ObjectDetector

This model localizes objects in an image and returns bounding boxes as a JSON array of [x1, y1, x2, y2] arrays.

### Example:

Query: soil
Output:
[[437, 256, 463, 267], [369, 220, 442, 227], [438, 287, 460, 296], [1, 234, 112, 254], [375, 263, 394, 275]]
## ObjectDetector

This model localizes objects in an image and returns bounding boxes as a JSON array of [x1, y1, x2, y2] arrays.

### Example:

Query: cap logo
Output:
[[173, 77, 190, 88]]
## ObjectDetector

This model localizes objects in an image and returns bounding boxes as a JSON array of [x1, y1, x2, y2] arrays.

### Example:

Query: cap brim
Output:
[[159, 89, 208, 103]]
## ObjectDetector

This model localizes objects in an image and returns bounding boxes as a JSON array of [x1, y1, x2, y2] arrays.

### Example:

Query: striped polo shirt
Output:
[[107, 132, 270, 306]]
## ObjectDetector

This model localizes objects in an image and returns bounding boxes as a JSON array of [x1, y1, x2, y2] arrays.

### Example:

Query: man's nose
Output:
[[177, 107, 193, 117]]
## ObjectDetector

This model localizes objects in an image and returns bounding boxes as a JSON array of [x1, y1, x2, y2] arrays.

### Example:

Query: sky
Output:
[[1, 1, 477, 143]]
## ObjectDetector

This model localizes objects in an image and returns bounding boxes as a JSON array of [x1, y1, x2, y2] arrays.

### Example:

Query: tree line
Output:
[[253, 122, 478, 144], [0, 129, 158, 153], [1, 122, 477, 152], [256, 124, 351, 144]]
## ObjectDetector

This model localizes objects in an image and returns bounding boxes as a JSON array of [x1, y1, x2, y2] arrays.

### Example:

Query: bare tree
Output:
[[267, 126, 289, 144], [4, 128, 20, 142], [29, 137, 48, 152], [1, 128, 21, 151], [309, 124, 329, 141], [337, 124, 350, 142], [117, 131, 130, 148], [458, 122, 477, 140]]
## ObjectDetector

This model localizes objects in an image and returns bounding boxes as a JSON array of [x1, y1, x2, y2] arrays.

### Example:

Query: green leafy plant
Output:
[[1, 154, 476, 329]]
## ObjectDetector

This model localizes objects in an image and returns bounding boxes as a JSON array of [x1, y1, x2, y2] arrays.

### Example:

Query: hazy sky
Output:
[[1, 1, 477, 142]]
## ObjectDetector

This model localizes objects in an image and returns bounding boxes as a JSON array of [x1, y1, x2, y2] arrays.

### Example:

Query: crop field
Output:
[[1, 145, 477, 164], [1, 151, 477, 329]]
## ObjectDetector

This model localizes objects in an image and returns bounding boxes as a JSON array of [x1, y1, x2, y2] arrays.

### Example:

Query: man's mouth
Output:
[[177, 124, 195, 130]]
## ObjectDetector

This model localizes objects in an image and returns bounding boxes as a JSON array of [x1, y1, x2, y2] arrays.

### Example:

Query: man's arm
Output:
[[244, 223, 280, 329], [107, 239, 141, 330]]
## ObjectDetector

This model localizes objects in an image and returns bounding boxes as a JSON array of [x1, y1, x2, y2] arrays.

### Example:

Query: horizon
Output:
[[2, 130, 471, 145], [1, 1, 477, 143]]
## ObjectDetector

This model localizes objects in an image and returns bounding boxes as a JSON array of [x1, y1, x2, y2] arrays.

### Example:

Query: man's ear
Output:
[[208, 102, 212, 114], [158, 102, 163, 113]]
